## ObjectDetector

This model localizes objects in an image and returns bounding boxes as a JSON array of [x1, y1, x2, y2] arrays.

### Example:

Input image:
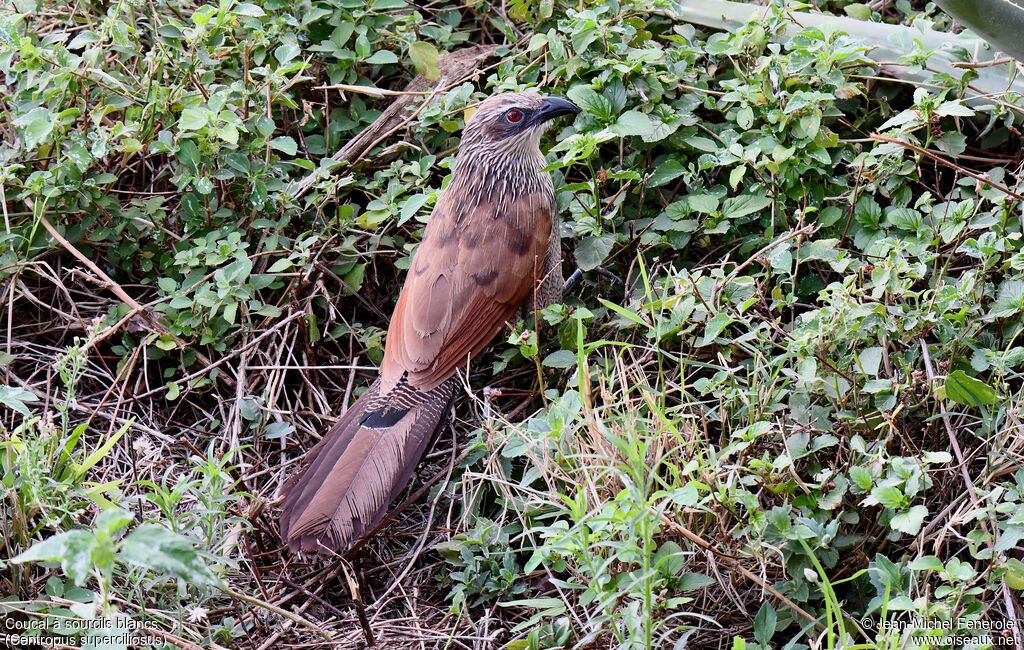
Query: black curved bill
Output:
[[532, 96, 581, 125]]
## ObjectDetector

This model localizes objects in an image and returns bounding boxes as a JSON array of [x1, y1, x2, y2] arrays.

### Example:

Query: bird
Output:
[[279, 92, 580, 553]]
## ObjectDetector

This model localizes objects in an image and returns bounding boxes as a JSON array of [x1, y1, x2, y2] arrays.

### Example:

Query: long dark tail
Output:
[[279, 377, 456, 553]]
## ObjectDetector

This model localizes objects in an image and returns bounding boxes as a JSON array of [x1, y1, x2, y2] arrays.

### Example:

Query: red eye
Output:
[[505, 109, 524, 123]]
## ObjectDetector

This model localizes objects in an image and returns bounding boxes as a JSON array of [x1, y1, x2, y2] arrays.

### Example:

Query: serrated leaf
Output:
[[566, 85, 612, 120], [871, 485, 906, 509]]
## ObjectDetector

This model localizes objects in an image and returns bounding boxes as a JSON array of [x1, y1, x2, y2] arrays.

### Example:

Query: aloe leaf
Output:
[[936, 0, 1024, 61], [667, 0, 1024, 106]]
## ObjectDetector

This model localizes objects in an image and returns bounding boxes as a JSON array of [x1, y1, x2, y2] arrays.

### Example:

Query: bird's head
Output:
[[460, 92, 580, 152]]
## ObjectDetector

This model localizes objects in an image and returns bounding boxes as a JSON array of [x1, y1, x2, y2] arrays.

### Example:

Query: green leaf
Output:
[[653, 541, 686, 576], [650, 158, 685, 187], [542, 350, 577, 368], [722, 194, 772, 219], [14, 107, 55, 149], [935, 100, 975, 117], [274, 42, 301, 64], [686, 194, 720, 214], [365, 50, 399, 65], [73, 419, 133, 482], [574, 234, 615, 271], [858, 347, 883, 376], [566, 85, 612, 120], [399, 192, 430, 225], [233, 2, 265, 16], [887, 207, 921, 231], [849, 466, 873, 491], [269, 136, 297, 155], [890, 504, 928, 535], [10, 530, 97, 586], [754, 602, 777, 645], [178, 107, 208, 131], [871, 485, 906, 509], [944, 370, 997, 407], [408, 41, 440, 80], [609, 110, 655, 138], [922, 451, 952, 464], [120, 524, 223, 586], [677, 572, 715, 591], [267, 258, 293, 273], [700, 312, 734, 346], [843, 3, 872, 20], [598, 298, 648, 328], [0, 386, 38, 417], [909, 555, 945, 571]]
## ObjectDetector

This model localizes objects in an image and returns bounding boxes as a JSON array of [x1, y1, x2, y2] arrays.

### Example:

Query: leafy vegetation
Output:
[[3, 0, 1024, 647]]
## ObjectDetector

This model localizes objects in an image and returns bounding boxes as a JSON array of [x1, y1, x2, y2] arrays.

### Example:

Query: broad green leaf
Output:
[[858, 347, 883, 376], [609, 110, 655, 138], [365, 50, 399, 65], [274, 42, 301, 64], [233, 2, 265, 16], [909, 555, 945, 571], [722, 194, 772, 219], [10, 530, 96, 586], [14, 107, 55, 149], [408, 41, 440, 80], [754, 602, 777, 645], [700, 312, 734, 346], [890, 505, 929, 535], [542, 350, 577, 368], [269, 136, 297, 155], [574, 234, 615, 271], [0, 386, 38, 416], [677, 572, 715, 591], [566, 85, 612, 120], [871, 485, 906, 509], [178, 107, 208, 131], [120, 524, 223, 586], [944, 370, 997, 407]]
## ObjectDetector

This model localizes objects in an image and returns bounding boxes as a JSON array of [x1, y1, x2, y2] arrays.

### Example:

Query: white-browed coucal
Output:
[[279, 92, 580, 553]]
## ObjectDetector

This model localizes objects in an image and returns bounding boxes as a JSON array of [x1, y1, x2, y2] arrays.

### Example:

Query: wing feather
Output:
[[381, 191, 553, 390]]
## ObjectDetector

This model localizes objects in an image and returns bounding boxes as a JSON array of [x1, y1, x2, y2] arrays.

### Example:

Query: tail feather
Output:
[[279, 377, 455, 554]]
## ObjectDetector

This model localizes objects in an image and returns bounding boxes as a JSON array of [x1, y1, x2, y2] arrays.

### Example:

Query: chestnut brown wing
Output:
[[380, 190, 554, 391]]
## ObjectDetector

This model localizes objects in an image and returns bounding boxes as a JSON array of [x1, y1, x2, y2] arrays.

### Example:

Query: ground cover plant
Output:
[[2, 0, 1024, 647]]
